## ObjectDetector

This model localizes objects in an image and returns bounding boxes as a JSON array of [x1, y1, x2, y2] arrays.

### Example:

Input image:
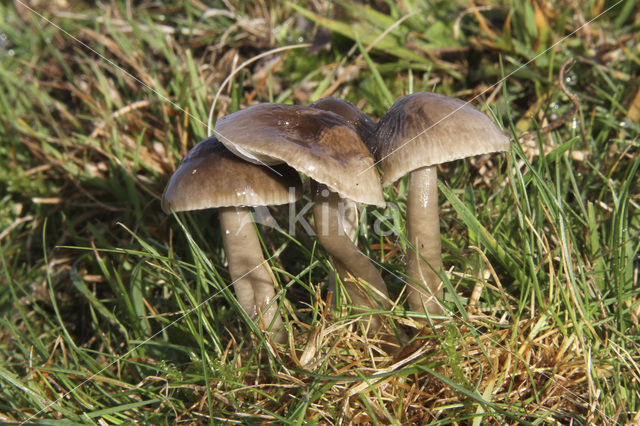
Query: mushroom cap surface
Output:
[[162, 136, 301, 213], [214, 103, 385, 207], [311, 97, 377, 143], [371, 92, 510, 187]]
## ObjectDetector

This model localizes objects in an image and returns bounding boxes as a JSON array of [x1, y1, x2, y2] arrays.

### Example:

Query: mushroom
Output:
[[311, 97, 377, 143], [310, 97, 377, 240], [369, 92, 510, 317], [214, 104, 399, 335], [162, 136, 302, 342]]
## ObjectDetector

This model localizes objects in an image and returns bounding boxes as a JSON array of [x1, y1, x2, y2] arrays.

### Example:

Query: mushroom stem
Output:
[[341, 198, 360, 242], [312, 185, 392, 328], [219, 206, 285, 342], [405, 166, 445, 315]]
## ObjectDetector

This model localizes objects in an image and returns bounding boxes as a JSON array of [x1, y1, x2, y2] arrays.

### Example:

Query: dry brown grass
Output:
[[165, 291, 610, 424]]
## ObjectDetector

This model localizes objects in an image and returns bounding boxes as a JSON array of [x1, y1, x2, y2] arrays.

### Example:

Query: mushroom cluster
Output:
[[162, 92, 509, 346]]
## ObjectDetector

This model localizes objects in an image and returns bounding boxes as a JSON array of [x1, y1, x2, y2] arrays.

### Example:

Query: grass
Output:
[[1, 0, 639, 423]]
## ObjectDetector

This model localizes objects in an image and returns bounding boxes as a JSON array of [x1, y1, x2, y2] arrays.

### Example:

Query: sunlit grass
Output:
[[1, 0, 638, 423]]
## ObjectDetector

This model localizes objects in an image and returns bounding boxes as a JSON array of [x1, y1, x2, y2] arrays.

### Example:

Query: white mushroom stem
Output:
[[219, 206, 285, 342], [312, 186, 392, 330], [405, 166, 445, 315]]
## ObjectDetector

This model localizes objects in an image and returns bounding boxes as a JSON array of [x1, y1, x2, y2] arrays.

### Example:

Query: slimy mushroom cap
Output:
[[162, 136, 301, 213], [214, 103, 385, 207], [371, 92, 510, 186]]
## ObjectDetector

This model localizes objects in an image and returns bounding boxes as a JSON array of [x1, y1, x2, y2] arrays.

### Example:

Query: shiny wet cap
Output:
[[371, 92, 510, 186], [311, 97, 376, 143], [162, 136, 301, 213], [214, 103, 385, 207]]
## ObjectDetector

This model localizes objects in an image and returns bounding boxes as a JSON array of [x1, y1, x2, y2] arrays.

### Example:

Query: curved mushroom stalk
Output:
[[341, 198, 360, 243], [405, 166, 445, 316], [219, 206, 285, 343], [312, 184, 398, 336]]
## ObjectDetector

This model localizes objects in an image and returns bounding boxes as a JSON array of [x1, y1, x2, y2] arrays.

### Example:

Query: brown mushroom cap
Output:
[[311, 97, 377, 143], [214, 103, 385, 207], [162, 136, 302, 213], [371, 92, 510, 186]]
